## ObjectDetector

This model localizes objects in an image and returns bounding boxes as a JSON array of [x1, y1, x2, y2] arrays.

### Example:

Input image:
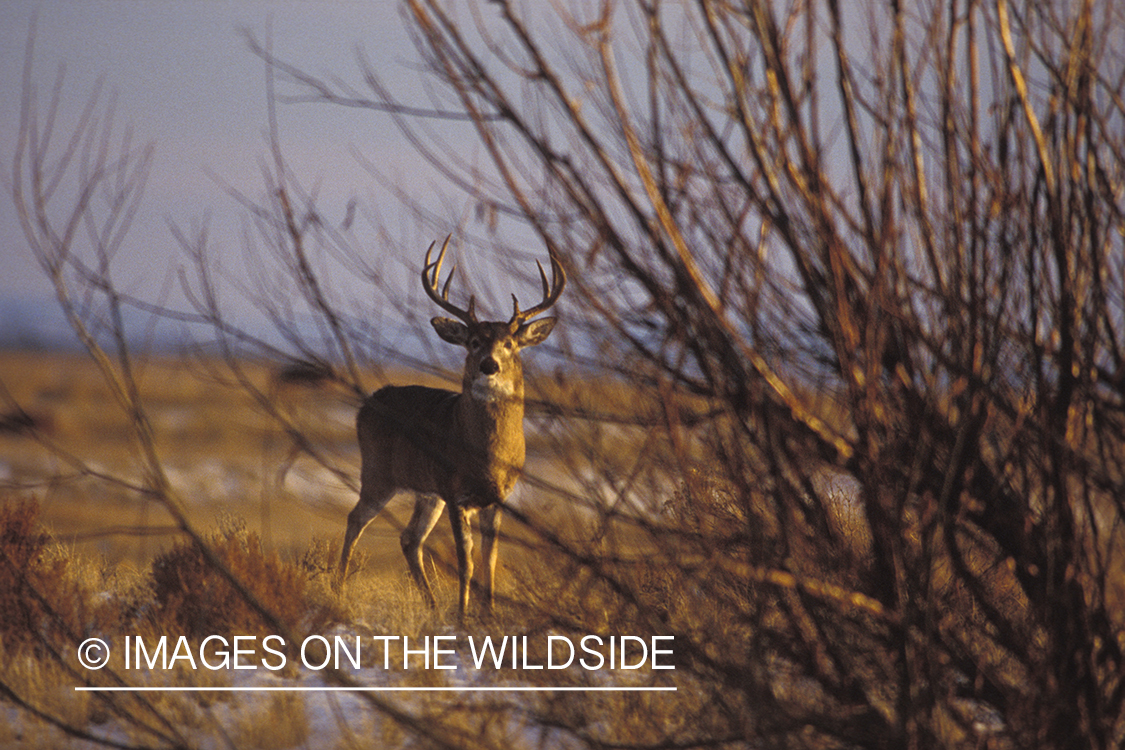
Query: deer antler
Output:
[[422, 235, 477, 323], [509, 249, 566, 327]]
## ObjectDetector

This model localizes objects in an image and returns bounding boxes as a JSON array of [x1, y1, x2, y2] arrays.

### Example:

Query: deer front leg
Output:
[[480, 504, 502, 615], [401, 494, 444, 607], [448, 503, 475, 623]]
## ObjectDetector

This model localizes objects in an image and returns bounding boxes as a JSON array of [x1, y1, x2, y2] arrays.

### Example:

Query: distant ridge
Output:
[[0, 297, 78, 351], [0, 296, 190, 353]]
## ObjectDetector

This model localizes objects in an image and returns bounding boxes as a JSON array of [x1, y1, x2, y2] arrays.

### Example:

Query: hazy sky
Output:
[[1, 0, 441, 345]]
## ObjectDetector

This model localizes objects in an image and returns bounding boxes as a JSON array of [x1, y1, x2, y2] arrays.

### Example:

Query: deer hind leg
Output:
[[401, 494, 444, 607], [480, 504, 502, 615], [448, 503, 475, 623], [337, 475, 394, 591]]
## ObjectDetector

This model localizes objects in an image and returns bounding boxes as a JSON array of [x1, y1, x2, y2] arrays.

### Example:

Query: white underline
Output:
[[76, 685, 676, 693]]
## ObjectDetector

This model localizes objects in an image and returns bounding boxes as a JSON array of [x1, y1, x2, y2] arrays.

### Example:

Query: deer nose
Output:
[[479, 357, 500, 376]]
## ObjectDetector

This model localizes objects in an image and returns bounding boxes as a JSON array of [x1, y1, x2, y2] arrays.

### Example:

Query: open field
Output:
[[0, 349, 699, 749], [2, 349, 371, 564], [0, 348, 676, 564]]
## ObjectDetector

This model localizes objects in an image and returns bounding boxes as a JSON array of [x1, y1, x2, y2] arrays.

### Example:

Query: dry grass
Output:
[[0, 351, 362, 563], [0, 351, 695, 747], [149, 518, 341, 640], [0, 492, 695, 749]]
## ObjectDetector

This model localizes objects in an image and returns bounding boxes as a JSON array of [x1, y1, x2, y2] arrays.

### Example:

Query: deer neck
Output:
[[457, 387, 524, 450], [454, 383, 527, 491]]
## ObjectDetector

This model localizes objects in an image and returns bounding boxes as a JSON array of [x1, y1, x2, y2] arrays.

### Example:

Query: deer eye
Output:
[[469, 337, 482, 351]]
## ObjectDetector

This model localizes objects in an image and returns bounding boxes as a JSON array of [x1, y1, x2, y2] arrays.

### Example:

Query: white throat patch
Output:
[[471, 374, 516, 402]]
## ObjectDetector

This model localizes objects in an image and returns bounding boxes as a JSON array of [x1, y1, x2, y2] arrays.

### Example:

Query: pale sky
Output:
[[1, 0, 445, 346]]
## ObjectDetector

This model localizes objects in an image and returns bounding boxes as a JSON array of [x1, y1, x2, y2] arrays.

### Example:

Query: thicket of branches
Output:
[[7, 1, 1125, 749], [270, 0, 1124, 747]]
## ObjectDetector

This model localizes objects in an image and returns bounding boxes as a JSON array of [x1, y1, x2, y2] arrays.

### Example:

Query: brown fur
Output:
[[337, 240, 563, 621]]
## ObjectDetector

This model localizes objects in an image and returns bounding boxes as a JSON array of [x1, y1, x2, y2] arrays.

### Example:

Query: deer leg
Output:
[[401, 494, 444, 607], [480, 504, 502, 615], [337, 482, 394, 591], [448, 503, 475, 623]]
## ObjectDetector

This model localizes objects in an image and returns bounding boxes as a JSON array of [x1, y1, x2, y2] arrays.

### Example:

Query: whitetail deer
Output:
[[337, 236, 564, 620]]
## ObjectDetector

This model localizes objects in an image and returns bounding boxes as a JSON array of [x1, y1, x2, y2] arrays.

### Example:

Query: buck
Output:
[[336, 236, 565, 620]]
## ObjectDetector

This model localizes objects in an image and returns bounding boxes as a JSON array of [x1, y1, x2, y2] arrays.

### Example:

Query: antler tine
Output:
[[509, 249, 566, 326], [422, 235, 477, 323], [440, 264, 456, 300], [536, 259, 550, 298]]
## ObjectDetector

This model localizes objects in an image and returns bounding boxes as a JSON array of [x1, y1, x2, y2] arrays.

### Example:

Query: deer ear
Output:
[[432, 317, 469, 345], [516, 317, 556, 347]]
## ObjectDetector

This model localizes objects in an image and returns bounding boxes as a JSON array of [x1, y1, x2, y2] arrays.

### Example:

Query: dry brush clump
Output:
[[0, 503, 360, 747], [0, 498, 178, 747], [0, 499, 108, 655], [149, 518, 341, 641]]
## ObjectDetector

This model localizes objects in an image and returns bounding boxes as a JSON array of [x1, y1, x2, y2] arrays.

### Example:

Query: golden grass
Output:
[[0, 350, 691, 746], [0, 489, 698, 748], [1, 352, 356, 563]]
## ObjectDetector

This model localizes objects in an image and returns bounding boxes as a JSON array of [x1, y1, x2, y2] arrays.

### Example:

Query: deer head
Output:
[[422, 236, 564, 403]]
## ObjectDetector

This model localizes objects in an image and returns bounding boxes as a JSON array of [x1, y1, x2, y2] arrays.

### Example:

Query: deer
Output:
[[336, 236, 565, 621]]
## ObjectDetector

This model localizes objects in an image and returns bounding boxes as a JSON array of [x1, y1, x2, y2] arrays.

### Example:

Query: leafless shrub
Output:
[[256, 0, 1123, 746], [0, 499, 86, 652], [149, 519, 331, 640], [6, 0, 1124, 748]]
